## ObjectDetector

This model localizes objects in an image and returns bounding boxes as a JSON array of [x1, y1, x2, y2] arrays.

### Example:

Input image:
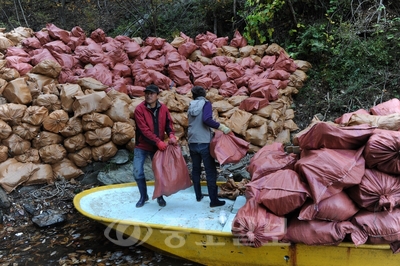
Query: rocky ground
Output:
[[0, 148, 252, 266]]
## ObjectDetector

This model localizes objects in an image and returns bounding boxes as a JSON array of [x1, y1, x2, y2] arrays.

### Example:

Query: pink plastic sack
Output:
[[364, 129, 400, 175], [294, 147, 365, 204], [248, 169, 310, 216], [298, 191, 359, 221], [370, 98, 400, 115], [152, 144, 192, 199], [283, 218, 359, 246], [294, 121, 375, 150], [347, 168, 400, 212], [231, 199, 286, 247], [210, 131, 249, 164], [247, 143, 297, 181], [351, 209, 400, 245]]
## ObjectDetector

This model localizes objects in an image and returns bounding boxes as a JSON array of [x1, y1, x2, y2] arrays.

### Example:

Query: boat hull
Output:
[[73, 182, 399, 266], [101, 221, 397, 266]]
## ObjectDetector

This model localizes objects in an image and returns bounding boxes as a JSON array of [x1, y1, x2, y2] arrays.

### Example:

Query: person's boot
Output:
[[208, 185, 225, 208], [193, 182, 203, 202], [135, 179, 149, 208], [157, 196, 166, 207]]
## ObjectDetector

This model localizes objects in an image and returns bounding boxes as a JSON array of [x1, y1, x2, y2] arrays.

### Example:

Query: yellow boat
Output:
[[73, 182, 399, 266]]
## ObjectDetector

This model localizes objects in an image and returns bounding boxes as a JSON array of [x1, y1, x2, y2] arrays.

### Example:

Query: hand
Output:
[[168, 134, 178, 146], [156, 141, 168, 151], [218, 124, 231, 134]]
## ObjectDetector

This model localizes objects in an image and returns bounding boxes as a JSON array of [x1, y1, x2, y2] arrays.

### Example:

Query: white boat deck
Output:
[[78, 185, 247, 233]]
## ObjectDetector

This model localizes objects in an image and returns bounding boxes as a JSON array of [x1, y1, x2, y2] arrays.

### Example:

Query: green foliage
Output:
[[291, 13, 400, 118], [239, 0, 286, 45], [288, 21, 333, 61]]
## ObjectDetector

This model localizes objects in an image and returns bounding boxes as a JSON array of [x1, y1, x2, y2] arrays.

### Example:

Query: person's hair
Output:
[[191, 86, 206, 99]]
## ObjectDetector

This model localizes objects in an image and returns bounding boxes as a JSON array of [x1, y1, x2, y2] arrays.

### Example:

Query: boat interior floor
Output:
[[79, 185, 247, 232]]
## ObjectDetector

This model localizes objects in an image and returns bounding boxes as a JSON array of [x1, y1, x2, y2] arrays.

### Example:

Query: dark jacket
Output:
[[134, 100, 175, 152]]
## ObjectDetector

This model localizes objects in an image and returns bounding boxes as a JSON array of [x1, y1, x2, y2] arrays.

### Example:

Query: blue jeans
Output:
[[133, 148, 155, 181], [189, 143, 217, 188]]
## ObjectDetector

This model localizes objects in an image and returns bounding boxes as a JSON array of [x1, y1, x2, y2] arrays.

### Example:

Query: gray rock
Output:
[[232, 168, 251, 181], [79, 171, 101, 185], [23, 203, 36, 216], [97, 163, 135, 184], [109, 149, 131, 165], [18, 185, 42, 194], [81, 161, 108, 173], [32, 209, 66, 227], [0, 187, 10, 209]]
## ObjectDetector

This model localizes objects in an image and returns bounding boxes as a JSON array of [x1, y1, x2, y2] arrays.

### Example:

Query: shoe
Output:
[[196, 195, 204, 202], [210, 200, 225, 208], [207, 184, 225, 207], [157, 196, 166, 207], [136, 194, 149, 208], [136, 179, 149, 208]]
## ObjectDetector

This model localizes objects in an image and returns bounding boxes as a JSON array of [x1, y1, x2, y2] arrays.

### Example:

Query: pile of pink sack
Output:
[[232, 98, 400, 253], [0, 23, 312, 193]]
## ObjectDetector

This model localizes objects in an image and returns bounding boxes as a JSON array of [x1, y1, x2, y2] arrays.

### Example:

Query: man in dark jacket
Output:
[[187, 86, 231, 207], [133, 84, 177, 208]]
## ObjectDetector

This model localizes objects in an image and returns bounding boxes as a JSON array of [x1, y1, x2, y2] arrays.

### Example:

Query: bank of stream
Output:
[[0, 179, 202, 266]]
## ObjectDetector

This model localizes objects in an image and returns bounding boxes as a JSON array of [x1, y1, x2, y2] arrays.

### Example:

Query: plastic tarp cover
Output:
[[152, 144, 192, 199]]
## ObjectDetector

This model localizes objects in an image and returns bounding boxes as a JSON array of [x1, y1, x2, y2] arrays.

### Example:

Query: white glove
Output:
[[218, 124, 231, 134]]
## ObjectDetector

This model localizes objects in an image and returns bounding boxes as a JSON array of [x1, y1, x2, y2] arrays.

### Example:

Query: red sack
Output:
[[334, 108, 370, 125], [347, 168, 400, 212], [364, 129, 400, 175], [152, 144, 192, 199], [248, 169, 310, 216], [283, 218, 358, 245], [351, 209, 400, 245], [294, 147, 365, 204], [294, 121, 375, 150], [370, 98, 400, 115], [210, 131, 249, 164], [231, 199, 286, 247], [298, 191, 359, 221], [247, 149, 297, 181]]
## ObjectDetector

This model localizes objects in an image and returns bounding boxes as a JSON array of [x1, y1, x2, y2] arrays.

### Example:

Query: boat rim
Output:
[[73, 181, 392, 250]]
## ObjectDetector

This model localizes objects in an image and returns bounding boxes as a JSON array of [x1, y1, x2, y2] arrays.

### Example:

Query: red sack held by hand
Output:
[[210, 131, 249, 165], [152, 144, 192, 199]]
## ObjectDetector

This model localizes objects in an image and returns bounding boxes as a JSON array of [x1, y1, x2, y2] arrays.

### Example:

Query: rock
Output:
[[23, 203, 36, 215], [32, 209, 66, 227], [79, 171, 101, 185], [81, 161, 108, 173], [79, 161, 108, 185], [109, 149, 131, 165], [0, 187, 11, 209], [97, 163, 135, 184], [232, 168, 251, 181]]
